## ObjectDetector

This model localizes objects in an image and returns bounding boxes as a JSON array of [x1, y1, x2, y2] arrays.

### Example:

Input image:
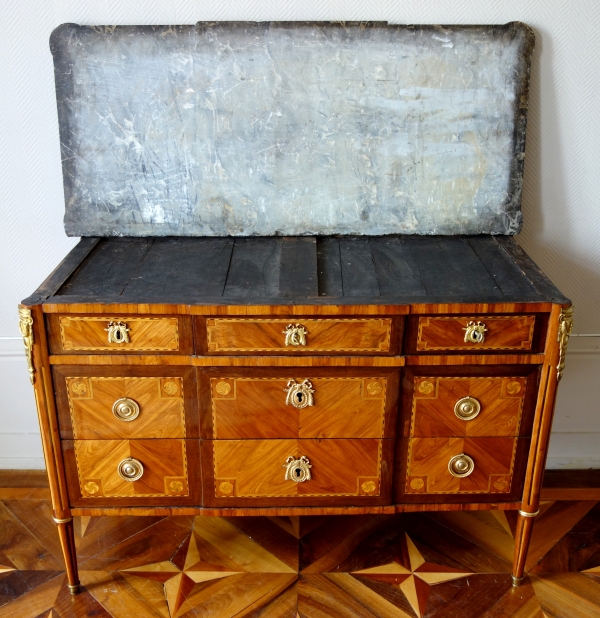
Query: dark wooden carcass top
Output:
[[23, 236, 569, 307]]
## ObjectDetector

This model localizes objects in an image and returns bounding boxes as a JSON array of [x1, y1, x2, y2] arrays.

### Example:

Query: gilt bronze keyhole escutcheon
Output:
[[105, 321, 130, 344], [284, 379, 315, 409], [283, 456, 312, 482], [463, 321, 488, 344], [283, 323, 308, 346]]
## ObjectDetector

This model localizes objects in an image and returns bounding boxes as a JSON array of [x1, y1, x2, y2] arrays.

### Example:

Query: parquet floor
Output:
[[1, 488, 599, 617]]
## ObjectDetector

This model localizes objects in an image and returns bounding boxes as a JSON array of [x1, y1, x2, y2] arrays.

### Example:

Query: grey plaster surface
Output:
[[51, 22, 534, 237]]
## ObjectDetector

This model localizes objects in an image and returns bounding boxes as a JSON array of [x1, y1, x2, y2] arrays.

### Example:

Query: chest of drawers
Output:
[[20, 234, 572, 593]]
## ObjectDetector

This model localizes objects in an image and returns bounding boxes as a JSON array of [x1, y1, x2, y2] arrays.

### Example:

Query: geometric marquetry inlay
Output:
[[416, 315, 536, 351], [59, 316, 180, 352], [66, 376, 185, 439], [206, 318, 392, 353], [411, 376, 527, 438], [406, 436, 517, 495], [74, 439, 188, 498], [120, 532, 243, 618], [213, 438, 382, 498], [352, 532, 473, 618], [211, 377, 387, 439]]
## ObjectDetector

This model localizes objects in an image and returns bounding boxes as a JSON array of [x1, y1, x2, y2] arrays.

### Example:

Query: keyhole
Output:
[[115, 330, 122, 341], [296, 392, 304, 403], [295, 467, 301, 477]]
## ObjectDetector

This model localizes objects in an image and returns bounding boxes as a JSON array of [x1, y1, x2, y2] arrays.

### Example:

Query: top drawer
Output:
[[47, 315, 193, 355], [406, 315, 545, 354], [198, 317, 399, 355]]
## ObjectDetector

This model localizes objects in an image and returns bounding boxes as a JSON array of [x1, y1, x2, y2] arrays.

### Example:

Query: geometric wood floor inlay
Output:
[[1, 487, 600, 617]]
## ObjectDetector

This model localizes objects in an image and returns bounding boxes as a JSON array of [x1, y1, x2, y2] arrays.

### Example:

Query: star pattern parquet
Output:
[[1, 487, 599, 617]]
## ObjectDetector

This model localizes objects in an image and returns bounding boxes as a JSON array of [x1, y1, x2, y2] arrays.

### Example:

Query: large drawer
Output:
[[198, 368, 400, 440], [47, 314, 193, 355], [54, 366, 199, 440], [202, 438, 394, 507], [400, 367, 540, 438], [63, 439, 201, 507], [405, 314, 547, 354], [395, 436, 529, 503], [197, 317, 400, 355]]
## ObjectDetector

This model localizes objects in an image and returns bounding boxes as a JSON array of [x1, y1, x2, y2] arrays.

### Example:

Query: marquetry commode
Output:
[[20, 21, 573, 595]]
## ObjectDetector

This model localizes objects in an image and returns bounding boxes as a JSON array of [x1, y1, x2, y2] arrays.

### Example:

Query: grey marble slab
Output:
[[51, 22, 534, 237]]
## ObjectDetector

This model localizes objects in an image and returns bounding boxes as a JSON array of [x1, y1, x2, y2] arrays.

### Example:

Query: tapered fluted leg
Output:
[[511, 509, 539, 586], [54, 516, 80, 594]]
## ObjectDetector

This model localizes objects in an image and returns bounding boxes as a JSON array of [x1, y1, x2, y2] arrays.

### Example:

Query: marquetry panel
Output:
[[53, 365, 199, 440], [410, 376, 527, 438], [210, 376, 388, 439], [72, 439, 188, 498], [405, 437, 518, 495], [413, 315, 536, 352], [203, 318, 393, 354], [62, 376, 185, 439], [53, 315, 182, 353], [210, 439, 382, 500]]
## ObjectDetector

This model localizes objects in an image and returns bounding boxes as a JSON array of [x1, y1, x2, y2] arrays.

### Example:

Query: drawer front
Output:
[[412, 315, 536, 352], [54, 366, 198, 440], [203, 438, 392, 506], [211, 377, 387, 439], [64, 439, 201, 506], [208, 375, 393, 439], [49, 315, 192, 354], [410, 375, 527, 438], [203, 318, 395, 354], [396, 436, 529, 503]]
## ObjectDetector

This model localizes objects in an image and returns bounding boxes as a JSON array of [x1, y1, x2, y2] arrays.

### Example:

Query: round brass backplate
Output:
[[112, 397, 140, 422], [117, 457, 144, 482], [448, 453, 475, 478], [454, 396, 481, 421]]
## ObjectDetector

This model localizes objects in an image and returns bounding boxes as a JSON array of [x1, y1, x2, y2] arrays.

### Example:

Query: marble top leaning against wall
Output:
[[50, 21, 534, 237]]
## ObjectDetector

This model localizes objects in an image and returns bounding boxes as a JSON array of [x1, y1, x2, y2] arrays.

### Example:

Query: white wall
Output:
[[1, 0, 599, 469]]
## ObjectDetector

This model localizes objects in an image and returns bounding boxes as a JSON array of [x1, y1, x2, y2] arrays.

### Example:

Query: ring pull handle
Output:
[[283, 456, 312, 482], [448, 454, 475, 478], [105, 321, 130, 344], [117, 457, 144, 481], [463, 321, 487, 344], [112, 397, 140, 422], [284, 379, 315, 409], [283, 324, 308, 347], [454, 396, 481, 421]]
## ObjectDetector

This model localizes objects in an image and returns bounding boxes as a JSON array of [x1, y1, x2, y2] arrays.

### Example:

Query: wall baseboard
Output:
[[0, 469, 48, 487], [540, 469, 600, 500]]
